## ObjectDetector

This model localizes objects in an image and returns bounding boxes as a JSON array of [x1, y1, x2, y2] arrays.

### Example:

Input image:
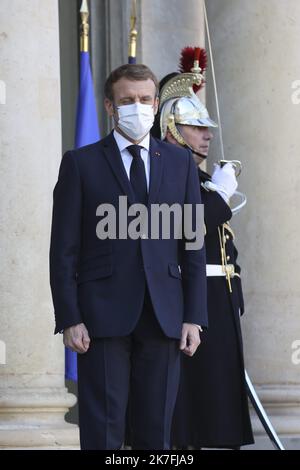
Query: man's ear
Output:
[[104, 98, 114, 117]]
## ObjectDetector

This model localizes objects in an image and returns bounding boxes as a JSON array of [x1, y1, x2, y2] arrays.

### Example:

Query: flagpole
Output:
[[80, 0, 89, 53], [128, 0, 137, 63]]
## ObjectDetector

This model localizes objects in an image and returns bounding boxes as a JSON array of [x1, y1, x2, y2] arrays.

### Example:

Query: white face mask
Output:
[[116, 102, 155, 141]]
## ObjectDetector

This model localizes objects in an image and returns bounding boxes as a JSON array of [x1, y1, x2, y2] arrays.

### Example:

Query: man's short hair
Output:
[[104, 64, 159, 101]]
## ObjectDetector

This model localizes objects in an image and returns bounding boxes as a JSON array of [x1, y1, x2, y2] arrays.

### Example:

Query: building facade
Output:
[[0, 0, 299, 449]]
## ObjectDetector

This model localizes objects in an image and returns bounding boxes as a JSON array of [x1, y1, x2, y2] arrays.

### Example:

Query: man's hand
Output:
[[180, 323, 201, 357], [63, 323, 90, 354]]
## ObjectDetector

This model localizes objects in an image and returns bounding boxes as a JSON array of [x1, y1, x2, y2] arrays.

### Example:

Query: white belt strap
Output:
[[206, 264, 235, 277]]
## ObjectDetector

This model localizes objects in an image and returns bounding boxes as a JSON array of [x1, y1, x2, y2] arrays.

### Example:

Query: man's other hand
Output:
[[63, 323, 91, 354], [180, 323, 201, 357]]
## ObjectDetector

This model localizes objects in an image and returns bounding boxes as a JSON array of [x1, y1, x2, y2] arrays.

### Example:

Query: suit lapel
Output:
[[101, 132, 135, 205], [148, 137, 164, 206]]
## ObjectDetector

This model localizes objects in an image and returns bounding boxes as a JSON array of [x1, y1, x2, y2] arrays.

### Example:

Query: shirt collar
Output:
[[113, 129, 150, 153]]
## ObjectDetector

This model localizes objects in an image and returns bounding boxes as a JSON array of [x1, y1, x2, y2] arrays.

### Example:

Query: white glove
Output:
[[211, 163, 238, 203]]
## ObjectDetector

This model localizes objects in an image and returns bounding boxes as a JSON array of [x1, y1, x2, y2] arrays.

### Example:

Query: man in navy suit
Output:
[[50, 64, 207, 450]]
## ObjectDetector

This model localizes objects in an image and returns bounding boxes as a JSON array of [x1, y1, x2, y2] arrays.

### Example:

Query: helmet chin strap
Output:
[[184, 145, 207, 160], [169, 122, 207, 160]]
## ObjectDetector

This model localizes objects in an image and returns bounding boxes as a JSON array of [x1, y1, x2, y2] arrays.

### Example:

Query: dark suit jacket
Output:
[[49, 132, 207, 338]]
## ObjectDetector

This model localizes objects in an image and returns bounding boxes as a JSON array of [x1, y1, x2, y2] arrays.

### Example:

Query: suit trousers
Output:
[[77, 288, 181, 450]]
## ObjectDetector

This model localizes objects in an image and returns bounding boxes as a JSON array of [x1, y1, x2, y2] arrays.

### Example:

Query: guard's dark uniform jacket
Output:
[[171, 169, 254, 449]]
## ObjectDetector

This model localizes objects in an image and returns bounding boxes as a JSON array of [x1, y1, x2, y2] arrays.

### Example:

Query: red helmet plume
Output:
[[179, 46, 207, 92]]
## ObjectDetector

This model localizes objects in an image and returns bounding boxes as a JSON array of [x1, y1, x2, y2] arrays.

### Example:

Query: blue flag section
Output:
[[65, 51, 100, 382], [75, 51, 100, 148], [65, 346, 78, 382]]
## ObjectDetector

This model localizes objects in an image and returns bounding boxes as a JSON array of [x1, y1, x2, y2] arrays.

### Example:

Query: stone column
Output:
[[206, 0, 300, 449], [0, 0, 79, 448], [140, 0, 205, 80]]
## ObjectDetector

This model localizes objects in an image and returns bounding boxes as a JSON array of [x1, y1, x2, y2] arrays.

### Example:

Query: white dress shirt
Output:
[[113, 130, 150, 190]]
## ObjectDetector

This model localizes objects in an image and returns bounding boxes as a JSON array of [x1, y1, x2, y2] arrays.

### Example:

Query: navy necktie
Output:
[[127, 145, 148, 206]]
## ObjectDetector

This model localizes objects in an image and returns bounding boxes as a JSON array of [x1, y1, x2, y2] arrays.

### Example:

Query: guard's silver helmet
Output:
[[159, 72, 218, 146]]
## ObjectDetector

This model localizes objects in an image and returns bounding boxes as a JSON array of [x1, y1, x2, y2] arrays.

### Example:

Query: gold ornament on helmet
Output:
[[159, 47, 218, 143]]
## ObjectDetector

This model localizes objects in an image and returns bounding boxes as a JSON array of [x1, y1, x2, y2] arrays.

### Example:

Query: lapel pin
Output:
[[154, 151, 161, 157]]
